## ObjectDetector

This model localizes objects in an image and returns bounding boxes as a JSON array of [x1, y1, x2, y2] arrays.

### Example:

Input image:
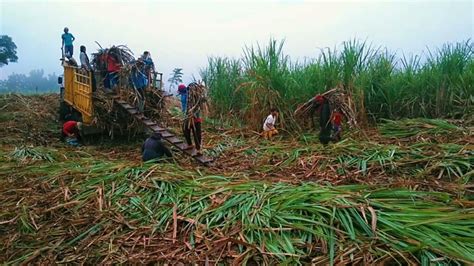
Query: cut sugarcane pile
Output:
[[1, 93, 473, 264], [1, 154, 473, 264], [294, 87, 358, 128]]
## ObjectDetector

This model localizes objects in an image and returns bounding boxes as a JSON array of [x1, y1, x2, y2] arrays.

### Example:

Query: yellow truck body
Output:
[[62, 64, 163, 125], [63, 65, 94, 124]]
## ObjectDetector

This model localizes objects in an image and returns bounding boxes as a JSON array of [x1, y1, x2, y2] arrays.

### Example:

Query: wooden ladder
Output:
[[114, 99, 214, 165]]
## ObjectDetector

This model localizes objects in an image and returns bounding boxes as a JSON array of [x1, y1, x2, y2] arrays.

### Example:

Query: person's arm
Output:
[[61, 34, 64, 47], [71, 34, 75, 41], [141, 143, 145, 153]]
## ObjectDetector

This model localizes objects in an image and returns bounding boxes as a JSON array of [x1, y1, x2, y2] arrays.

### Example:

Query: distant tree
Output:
[[0, 69, 58, 94], [0, 35, 18, 67], [168, 68, 183, 90]]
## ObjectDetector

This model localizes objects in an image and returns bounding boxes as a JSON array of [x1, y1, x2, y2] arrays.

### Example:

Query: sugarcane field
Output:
[[1, 1, 473, 265]]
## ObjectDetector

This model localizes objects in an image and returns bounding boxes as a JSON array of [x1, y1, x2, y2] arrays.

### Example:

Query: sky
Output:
[[0, 0, 473, 85]]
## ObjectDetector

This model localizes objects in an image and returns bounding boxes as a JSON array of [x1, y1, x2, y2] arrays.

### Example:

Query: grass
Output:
[[201, 39, 474, 131]]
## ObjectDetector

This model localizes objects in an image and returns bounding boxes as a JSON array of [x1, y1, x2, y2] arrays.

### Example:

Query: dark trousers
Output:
[[183, 120, 201, 150], [64, 45, 73, 58]]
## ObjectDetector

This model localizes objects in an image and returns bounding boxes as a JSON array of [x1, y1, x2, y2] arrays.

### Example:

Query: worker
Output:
[[62, 120, 82, 146], [142, 133, 172, 162], [179, 83, 203, 156], [103, 53, 121, 92], [312, 95, 332, 144], [79, 45, 96, 91], [140, 51, 155, 87], [61, 27, 75, 59], [130, 63, 148, 112], [261, 108, 279, 139], [79, 46, 91, 70], [331, 109, 343, 142]]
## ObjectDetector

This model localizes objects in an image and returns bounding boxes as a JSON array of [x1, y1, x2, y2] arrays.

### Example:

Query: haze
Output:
[[0, 0, 473, 84]]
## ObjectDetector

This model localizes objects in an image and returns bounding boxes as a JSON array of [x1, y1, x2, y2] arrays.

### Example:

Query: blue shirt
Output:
[[131, 71, 148, 90], [180, 91, 187, 113], [180, 89, 201, 120], [62, 33, 75, 46]]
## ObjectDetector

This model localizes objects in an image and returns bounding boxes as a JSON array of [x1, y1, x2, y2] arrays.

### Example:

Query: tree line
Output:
[[0, 70, 59, 94], [0, 34, 59, 94]]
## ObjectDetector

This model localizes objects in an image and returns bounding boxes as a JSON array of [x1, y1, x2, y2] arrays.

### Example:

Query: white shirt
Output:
[[80, 52, 90, 70], [263, 114, 276, 131]]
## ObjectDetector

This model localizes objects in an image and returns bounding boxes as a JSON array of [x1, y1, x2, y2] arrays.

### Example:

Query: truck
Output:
[[58, 62, 212, 165]]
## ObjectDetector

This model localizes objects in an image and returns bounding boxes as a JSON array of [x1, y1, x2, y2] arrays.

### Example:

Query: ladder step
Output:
[[151, 125, 166, 132], [122, 104, 134, 109], [128, 109, 139, 115], [142, 120, 156, 126], [160, 131, 174, 138], [115, 99, 126, 104], [195, 155, 213, 164], [177, 143, 193, 151], [166, 136, 183, 144], [135, 114, 146, 120]]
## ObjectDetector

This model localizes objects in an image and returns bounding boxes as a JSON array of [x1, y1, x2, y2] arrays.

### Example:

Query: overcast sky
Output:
[[0, 0, 473, 84]]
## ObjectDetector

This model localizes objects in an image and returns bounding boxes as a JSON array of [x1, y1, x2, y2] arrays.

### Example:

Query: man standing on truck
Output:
[[130, 63, 148, 112], [62, 120, 82, 146], [80, 46, 91, 70], [140, 51, 155, 88], [80, 45, 96, 91], [61, 27, 75, 59], [104, 53, 121, 93]]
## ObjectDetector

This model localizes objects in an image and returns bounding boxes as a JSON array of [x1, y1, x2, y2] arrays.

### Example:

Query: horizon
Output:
[[1, 0, 473, 86]]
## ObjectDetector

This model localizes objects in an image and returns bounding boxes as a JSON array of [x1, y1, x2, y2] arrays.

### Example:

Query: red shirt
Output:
[[63, 121, 77, 135], [106, 55, 121, 72], [332, 112, 343, 126]]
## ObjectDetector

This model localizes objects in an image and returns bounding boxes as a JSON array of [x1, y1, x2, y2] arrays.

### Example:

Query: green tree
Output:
[[0, 35, 18, 67], [168, 68, 183, 90]]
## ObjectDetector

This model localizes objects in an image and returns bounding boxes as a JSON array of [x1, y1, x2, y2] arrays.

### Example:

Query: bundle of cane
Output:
[[186, 82, 209, 123], [294, 87, 359, 128], [92, 45, 135, 73]]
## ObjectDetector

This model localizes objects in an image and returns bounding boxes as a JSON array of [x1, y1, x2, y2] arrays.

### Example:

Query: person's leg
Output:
[[137, 88, 145, 112], [268, 129, 276, 139], [182, 120, 193, 147], [110, 73, 118, 90], [65, 45, 73, 58], [193, 122, 202, 152], [104, 73, 111, 89]]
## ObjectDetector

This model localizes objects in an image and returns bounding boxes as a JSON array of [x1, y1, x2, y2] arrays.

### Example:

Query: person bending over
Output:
[[142, 133, 172, 162], [62, 120, 82, 146], [262, 108, 279, 140]]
